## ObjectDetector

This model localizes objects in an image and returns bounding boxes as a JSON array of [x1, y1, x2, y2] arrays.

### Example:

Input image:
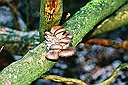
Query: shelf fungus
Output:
[[45, 26, 76, 60]]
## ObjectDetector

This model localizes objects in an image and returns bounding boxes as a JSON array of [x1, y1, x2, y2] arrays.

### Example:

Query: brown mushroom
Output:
[[49, 44, 63, 50], [50, 26, 63, 34], [45, 31, 52, 36], [59, 48, 76, 57], [58, 37, 72, 43], [62, 43, 70, 49], [63, 32, 73, 39], [54, 29, 66, 39], [45, 25, 75, 60], [45, 51, 59, 60], [46, 41, 52, 47], [54, 28, 66, 36]]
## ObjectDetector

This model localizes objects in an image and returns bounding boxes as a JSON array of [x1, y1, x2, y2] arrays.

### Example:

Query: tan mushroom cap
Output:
[[49, 44, 63, 50], [63, 32, 73, 39], [50, 26, 63, 34], [59, 48, 76, 57], [58, 37, 72, 43], [62, 43, 70, 49], [54, 28, 66, 36], [45, 31, 52, 36], [45, 51, 59, 60]]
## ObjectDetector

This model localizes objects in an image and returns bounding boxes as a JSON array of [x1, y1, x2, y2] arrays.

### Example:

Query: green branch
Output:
[[90, 3, 128, 37], [63, 0, 127, 47], [0, 28, 39, 55], [0, 0, 127, 85], [41, 75, 87, 85]]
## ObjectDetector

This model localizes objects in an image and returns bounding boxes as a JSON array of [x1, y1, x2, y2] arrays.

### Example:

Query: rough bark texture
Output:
[[0, 0, 127, 85]]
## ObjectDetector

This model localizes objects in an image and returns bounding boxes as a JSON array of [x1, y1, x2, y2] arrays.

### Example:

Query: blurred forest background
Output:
[[0, 0, 128, 85]]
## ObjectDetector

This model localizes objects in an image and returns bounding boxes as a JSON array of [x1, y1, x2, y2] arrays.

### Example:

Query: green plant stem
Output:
[[62, 0, 127, 47], [90, 3, 128, 38], [41, 75, 87, 85], [0, 0, 127, 85]]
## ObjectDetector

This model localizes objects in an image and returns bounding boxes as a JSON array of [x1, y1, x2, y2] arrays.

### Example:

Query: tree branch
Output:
[[90, 3, 128, 37], [41, 63, 128, 85]]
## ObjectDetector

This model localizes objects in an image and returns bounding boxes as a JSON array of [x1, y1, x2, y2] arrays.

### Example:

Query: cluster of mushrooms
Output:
[[45, 26, 76, 60]]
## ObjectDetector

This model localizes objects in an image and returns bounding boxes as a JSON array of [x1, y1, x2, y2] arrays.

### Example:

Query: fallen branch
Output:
[[41, 63, 128, 85]]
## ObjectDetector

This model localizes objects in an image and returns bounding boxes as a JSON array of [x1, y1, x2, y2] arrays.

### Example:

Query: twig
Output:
[[0, 46, 4, 52], [41, 75, 87, 85]]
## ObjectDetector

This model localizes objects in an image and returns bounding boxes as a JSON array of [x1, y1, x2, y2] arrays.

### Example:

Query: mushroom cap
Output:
[[54, 28, 66, 39], [50, 26, 63, 34], [46, 41, 52, 47], [45, 51, 59, 60], [58, 37, 72, 43], [54, 28, 66, 36], [62, 43, 70, 49], [45, 31, 52, 36], [59, 48, 76, 57], [49, 44, 63, 50], [63, 32, 73, 39]]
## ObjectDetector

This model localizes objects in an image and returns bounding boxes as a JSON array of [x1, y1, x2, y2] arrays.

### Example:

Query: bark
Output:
[[0, 0, 128, 85]]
